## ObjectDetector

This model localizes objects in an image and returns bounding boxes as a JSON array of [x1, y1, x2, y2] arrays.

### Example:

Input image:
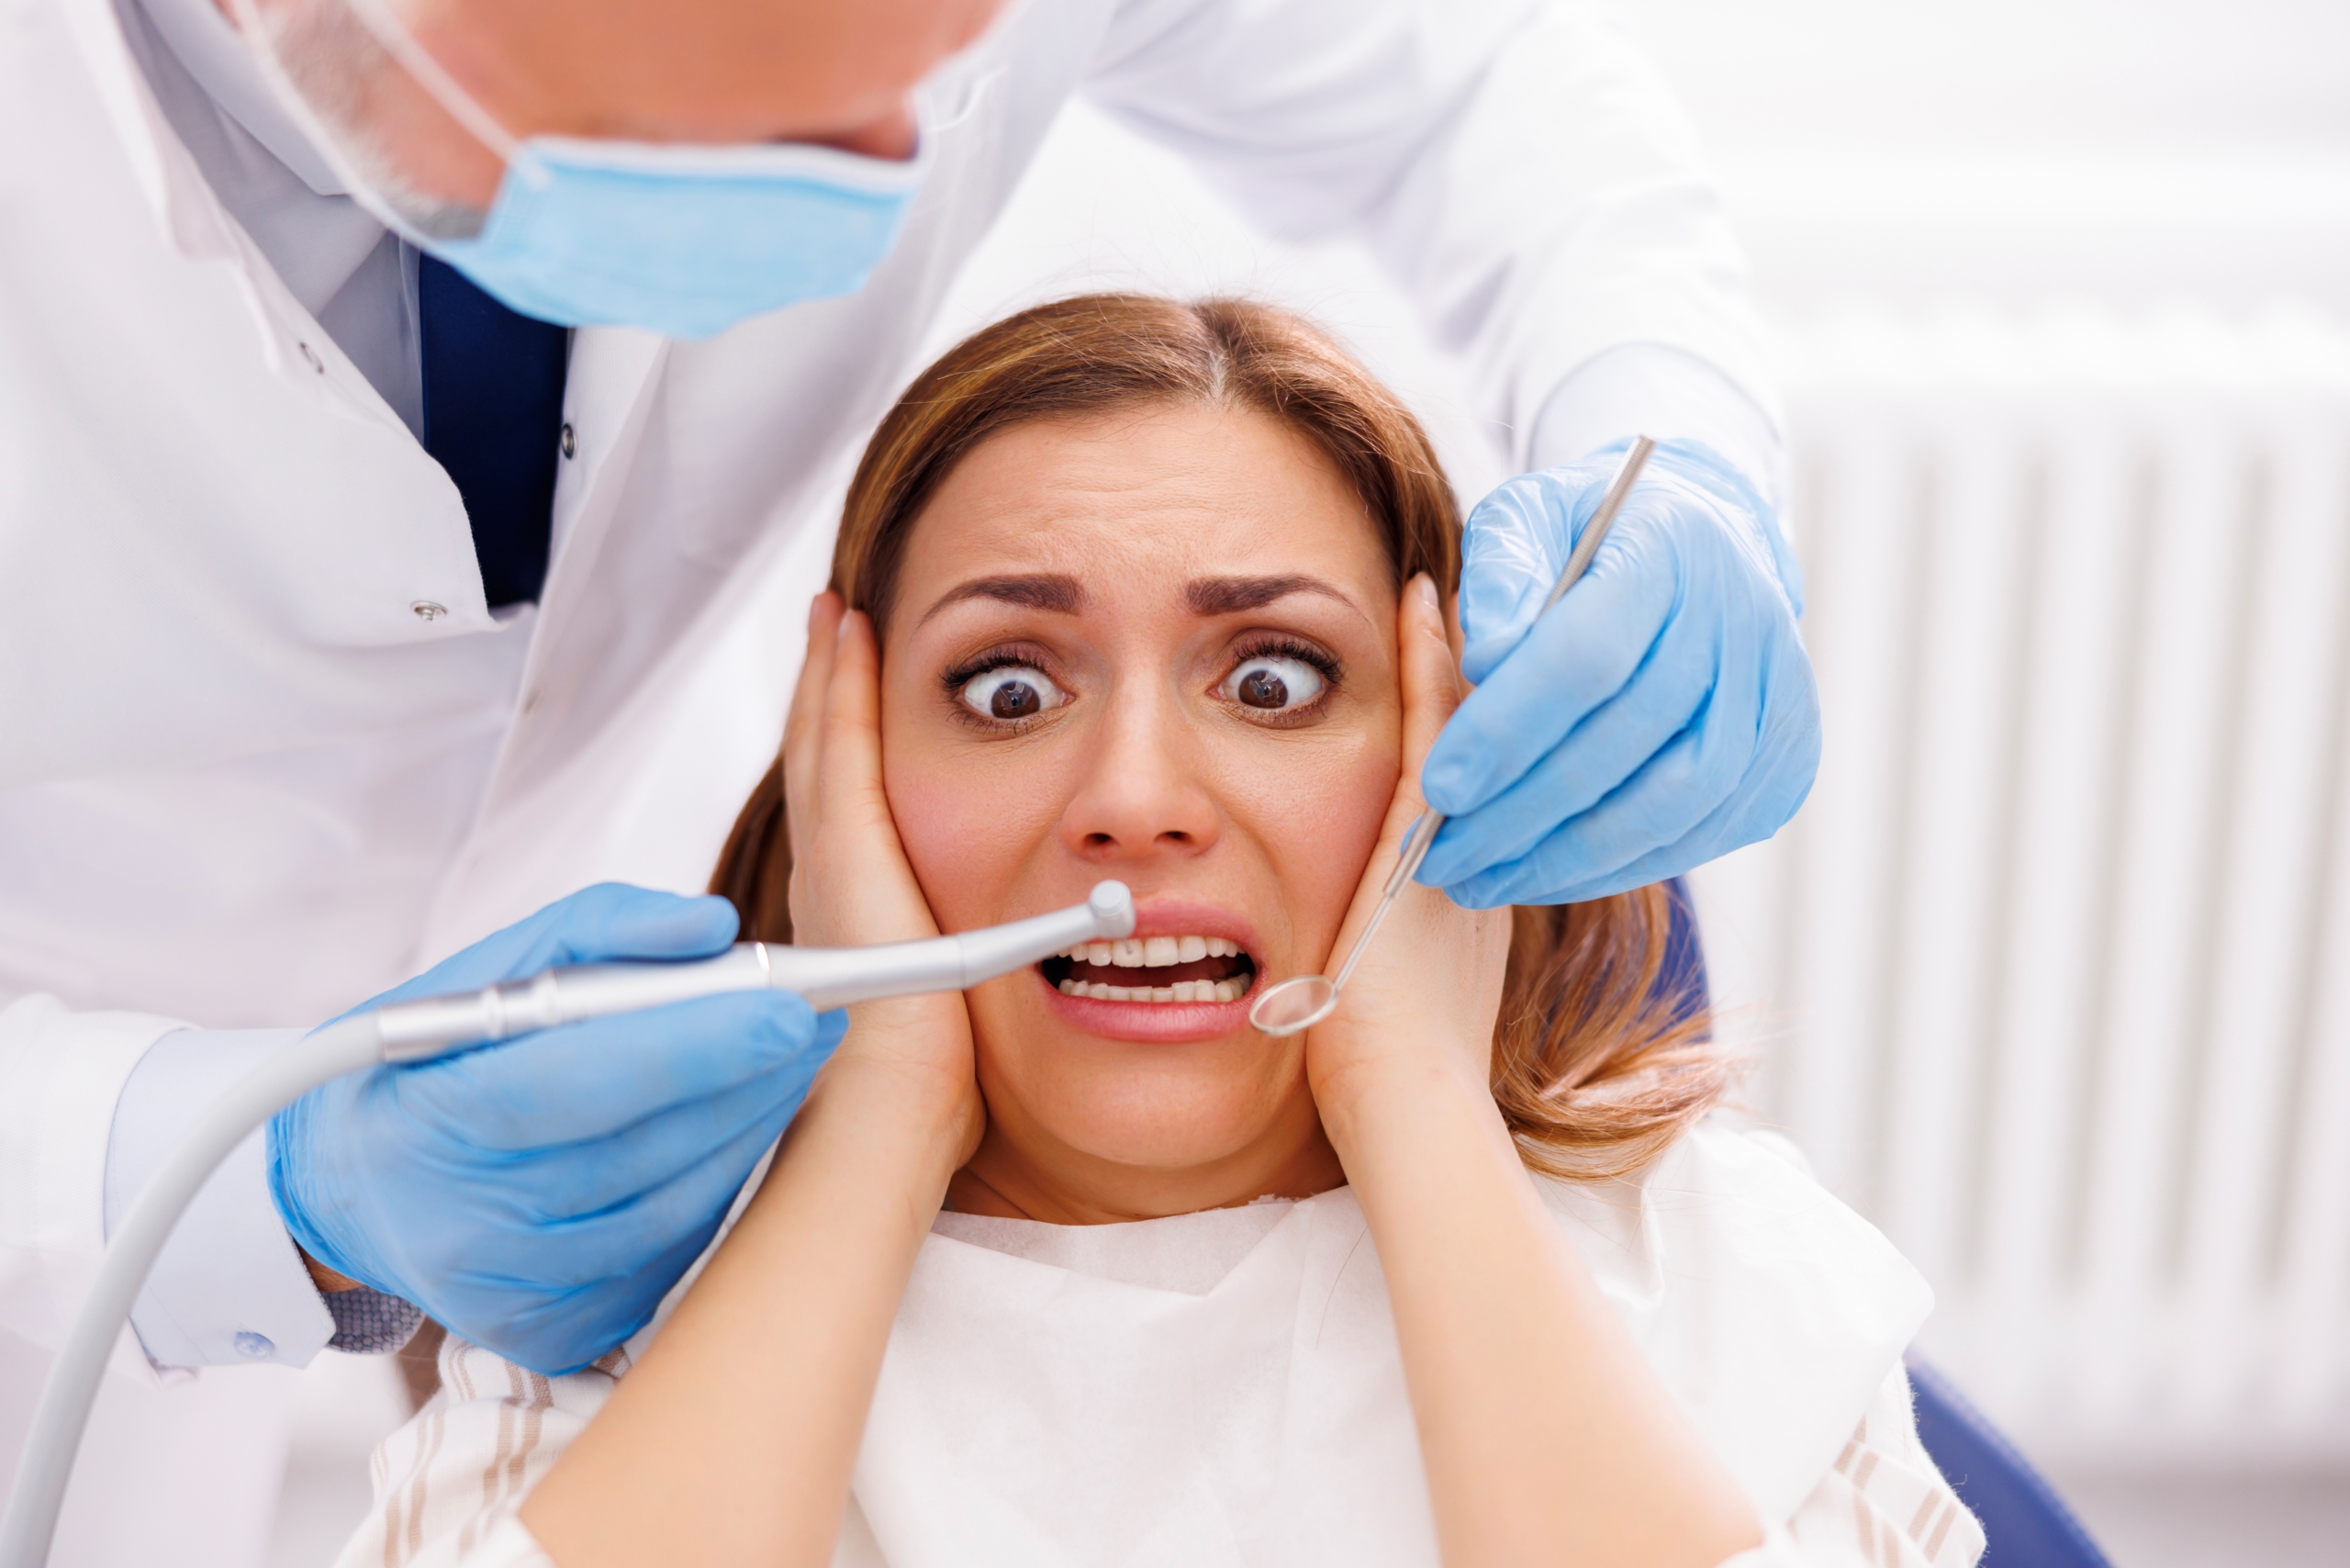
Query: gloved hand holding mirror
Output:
[[1419, 438, 1821, 909]]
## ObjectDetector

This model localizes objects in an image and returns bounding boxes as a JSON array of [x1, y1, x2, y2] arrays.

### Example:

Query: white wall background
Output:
[[1618, 0, 2350, 310]]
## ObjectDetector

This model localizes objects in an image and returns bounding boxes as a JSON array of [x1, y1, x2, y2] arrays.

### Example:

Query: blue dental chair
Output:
[[1904, 1357, 2113, 1568], [1659, 882, 2113, 1568]]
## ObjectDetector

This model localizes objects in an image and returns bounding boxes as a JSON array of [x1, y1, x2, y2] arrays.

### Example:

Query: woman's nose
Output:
[[1058, 696, 1221, 865]]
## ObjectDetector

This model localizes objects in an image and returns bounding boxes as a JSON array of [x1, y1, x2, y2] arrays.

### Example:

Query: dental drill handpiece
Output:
[[372, 879, 1138, 1060], [0, 882, 1136, 1568]]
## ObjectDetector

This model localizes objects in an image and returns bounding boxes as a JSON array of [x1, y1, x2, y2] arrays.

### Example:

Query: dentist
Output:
[[0, 0, 1814, 1556]]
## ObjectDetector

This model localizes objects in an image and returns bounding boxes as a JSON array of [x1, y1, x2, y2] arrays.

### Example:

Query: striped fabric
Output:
[[335, 1343, 1979, 1568], [343, 1335, 613, 1568], [1758, 1367, 1986, 1568]]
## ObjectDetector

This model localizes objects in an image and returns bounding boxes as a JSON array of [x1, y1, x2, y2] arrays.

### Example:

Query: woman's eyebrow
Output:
[[916, 573, 1086, 627], [1184, 574, 1357, 617]]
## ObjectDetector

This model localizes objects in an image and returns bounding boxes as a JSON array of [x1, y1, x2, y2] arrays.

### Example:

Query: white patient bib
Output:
[[836, 1122, 1931, 1568]]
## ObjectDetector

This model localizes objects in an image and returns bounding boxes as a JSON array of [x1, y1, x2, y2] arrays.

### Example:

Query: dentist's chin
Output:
[[807, 103, 921, 162]]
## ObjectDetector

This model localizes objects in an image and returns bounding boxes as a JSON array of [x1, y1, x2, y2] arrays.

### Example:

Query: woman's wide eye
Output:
[[958, 665, 1067, 721], [1221, 655, 1326, 712]]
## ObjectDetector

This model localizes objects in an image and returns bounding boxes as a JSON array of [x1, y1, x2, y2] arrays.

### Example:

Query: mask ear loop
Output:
[[333, 0, 543, 185], [924, 64, 1003, 136], [219, 0, 484, 239]]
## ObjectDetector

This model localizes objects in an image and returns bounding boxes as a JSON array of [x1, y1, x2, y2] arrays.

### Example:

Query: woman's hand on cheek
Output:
[[1304, 575, 1513, 1138], [784, 594, 983, 1160]]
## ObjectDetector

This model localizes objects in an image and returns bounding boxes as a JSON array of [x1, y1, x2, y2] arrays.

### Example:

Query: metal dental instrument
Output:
[[374, 879, 1136, 1058], [1249, 436, 1658, 1037], [0, 881, 1136, 1568]]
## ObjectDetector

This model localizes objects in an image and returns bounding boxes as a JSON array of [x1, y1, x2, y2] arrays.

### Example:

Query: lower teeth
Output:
[[1058, 977, 1247, 1003]]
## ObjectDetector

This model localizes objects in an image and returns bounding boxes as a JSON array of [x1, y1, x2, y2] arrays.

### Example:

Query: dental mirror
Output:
[[1248, 435, 1659, 1037]]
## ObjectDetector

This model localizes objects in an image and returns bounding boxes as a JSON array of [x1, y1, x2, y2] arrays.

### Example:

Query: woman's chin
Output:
[[1035, 969, 1259, 1043], [973, 980, 1330, 1204]]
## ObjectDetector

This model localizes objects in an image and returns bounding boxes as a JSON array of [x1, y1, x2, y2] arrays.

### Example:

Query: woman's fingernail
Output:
[[1413, 574, 1440, 610]]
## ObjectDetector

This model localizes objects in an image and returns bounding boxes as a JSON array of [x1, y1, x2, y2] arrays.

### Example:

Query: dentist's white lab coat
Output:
[[0, 0, 1774, 1559]]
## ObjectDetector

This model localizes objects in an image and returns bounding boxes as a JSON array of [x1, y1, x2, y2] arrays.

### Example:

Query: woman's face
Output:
[[878, 401, 1404, 1220]]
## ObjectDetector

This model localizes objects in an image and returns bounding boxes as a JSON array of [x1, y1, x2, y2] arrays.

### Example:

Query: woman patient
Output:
[[346, 297, 1981, 1568]]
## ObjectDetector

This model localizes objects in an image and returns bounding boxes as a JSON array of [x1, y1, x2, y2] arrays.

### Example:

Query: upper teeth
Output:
[[1055, 935, 1241, 966]]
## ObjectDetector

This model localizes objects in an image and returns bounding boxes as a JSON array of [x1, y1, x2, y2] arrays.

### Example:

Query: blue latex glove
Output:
[[1418, 438, 1820, 906], [269, 884, 845, 1374]]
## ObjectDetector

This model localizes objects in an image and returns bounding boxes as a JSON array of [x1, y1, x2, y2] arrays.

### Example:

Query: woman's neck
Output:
[[944, 1110, 1348, 1224]]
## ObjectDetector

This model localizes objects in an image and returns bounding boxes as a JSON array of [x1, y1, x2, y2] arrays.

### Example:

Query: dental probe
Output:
[[0, 881, 1136, 1568], [1250, 436, 1658, 1037]]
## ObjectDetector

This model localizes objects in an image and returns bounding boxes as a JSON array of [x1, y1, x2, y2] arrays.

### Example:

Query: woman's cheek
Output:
[[1230, 739, 1395, 952], [882, 725, 1063, 934]]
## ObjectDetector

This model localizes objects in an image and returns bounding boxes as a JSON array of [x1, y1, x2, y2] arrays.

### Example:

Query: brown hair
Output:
[[712, 294, 1731, 1181]]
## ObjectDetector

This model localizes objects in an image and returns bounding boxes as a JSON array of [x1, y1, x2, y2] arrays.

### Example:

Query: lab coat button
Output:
[[232, 1331, 274, 1360], [560, 421, 576, 458], [297, 342, 324, 375], [410, 600, 448, 622]]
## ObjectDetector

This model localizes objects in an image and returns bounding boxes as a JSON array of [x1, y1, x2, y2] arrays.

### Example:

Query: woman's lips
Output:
[[1036, 967, 1258, 1042], [1031, 896, 1267, 1041]]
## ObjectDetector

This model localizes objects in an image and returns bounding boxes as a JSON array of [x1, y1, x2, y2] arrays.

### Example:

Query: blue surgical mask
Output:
[[237, 0, 933, 340], [416, 134, 931, 339]]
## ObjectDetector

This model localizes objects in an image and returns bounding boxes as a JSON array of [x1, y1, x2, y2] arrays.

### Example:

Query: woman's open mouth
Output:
[[1038, 935, 1258, 1003]]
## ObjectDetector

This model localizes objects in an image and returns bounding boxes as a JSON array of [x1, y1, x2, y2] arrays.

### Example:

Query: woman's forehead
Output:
[[894, 403, 1391, 611]]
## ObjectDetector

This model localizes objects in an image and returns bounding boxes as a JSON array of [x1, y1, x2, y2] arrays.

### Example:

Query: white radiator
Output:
[[1693, 302, 2350, 1467]]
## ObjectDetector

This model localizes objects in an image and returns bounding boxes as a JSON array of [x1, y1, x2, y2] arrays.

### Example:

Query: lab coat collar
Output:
[[50, 0, 672, 624], [55, 0, 362, 386], [134, 0, 345, 194], [53, 0, 221, 253]]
